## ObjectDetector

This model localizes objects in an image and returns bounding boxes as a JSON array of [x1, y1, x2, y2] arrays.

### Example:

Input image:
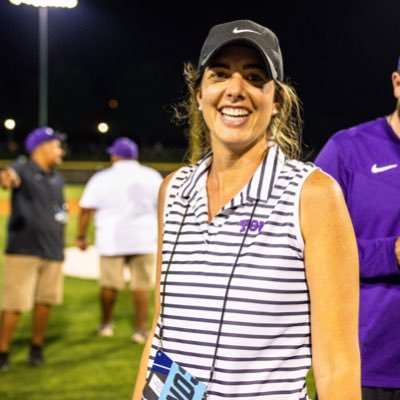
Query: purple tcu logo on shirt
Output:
[[240, 219, 264, 233]]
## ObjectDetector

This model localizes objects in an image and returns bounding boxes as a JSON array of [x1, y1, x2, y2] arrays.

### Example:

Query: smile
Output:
[[219, 107, 251, 128], [219, 107, 251, 124], [220, 107, 251, 117]]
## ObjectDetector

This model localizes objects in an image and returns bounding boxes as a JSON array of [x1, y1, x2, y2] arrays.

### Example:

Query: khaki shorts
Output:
[[1, 254, 63, 312], [99, 253, 156, 291]]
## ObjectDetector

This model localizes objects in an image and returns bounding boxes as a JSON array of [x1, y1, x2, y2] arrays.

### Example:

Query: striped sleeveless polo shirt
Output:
[[148, 144, 317, 400]]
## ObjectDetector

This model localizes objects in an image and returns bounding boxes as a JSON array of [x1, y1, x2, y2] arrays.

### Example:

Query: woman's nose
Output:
[[225, 74, 246, 101]]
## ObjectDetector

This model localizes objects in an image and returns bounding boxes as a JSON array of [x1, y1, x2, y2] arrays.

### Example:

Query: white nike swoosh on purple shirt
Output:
[[371, 163, 398, 173]]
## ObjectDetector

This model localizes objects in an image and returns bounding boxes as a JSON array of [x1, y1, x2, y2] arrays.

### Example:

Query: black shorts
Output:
[[362, 387, 400, 400], [315, 388, 400, 400]]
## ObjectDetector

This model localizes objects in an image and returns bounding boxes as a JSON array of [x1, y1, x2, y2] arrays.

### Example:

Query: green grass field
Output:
[[0, 184, 316, 399]]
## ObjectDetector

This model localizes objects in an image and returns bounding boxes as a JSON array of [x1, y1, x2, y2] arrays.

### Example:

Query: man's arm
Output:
[[357, 237, 400, 278], [315, 138, 400, 279], [75, 207, 94, 250], [0, 167, 21, 189]]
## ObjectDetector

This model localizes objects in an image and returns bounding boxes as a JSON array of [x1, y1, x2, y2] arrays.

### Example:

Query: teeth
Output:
[[221, 107, 250, 117]]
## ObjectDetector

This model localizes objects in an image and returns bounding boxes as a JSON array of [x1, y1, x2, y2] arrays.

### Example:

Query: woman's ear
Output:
[[196, 90, 202, 111]]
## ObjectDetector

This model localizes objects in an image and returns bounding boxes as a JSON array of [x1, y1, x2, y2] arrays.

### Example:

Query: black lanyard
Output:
[[159, 204, 190, 346], [159, 198, 260, 396]]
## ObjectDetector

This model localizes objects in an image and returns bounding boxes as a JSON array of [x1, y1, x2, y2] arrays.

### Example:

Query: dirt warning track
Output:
[[0, 199, 80, 216]]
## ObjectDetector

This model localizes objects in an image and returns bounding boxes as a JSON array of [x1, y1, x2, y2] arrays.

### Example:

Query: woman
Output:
[[133, 20, 360, 400]]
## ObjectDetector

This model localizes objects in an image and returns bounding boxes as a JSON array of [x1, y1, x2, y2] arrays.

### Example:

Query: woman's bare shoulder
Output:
[[158, 172, 176, 203], [301, 169, 344, 206]]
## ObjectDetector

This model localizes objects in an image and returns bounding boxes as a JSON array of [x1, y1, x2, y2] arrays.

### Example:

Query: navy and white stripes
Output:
[[148, 144, 316, 399]]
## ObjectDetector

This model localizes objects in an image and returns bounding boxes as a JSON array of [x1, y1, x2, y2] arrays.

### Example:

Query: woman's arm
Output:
[[300, 169, 361, 400], [132, 172, 175, 400]]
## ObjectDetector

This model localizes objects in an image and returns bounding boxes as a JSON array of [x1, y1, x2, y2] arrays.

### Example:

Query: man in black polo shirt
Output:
[[0, 127, 67, 371]]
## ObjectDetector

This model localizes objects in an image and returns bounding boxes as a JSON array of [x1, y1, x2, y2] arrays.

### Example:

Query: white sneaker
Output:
[[98, 323, 114, 337], [131, 330, 149, 344]]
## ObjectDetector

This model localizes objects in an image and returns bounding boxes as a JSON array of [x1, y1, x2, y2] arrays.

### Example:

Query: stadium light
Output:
[[9, 0, 78, 126], [4, 119, 16, 131], [97, 123, 109, 134], [9, 1, 78, 9]]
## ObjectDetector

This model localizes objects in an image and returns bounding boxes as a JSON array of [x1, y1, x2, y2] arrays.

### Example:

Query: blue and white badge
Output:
[[53, 204, 68, 224], [143, 350, 206, 400]]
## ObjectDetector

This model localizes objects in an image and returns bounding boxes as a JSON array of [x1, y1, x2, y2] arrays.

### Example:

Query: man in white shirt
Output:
[[76, 137, 162, 344]]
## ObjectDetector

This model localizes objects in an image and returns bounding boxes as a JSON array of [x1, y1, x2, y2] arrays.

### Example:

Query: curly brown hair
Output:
[[172, 62, 304, 164]]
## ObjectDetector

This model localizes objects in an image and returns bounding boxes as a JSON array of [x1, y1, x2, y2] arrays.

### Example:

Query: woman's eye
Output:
[[246, 73, 265, 83], [210, 70, 228, 79]]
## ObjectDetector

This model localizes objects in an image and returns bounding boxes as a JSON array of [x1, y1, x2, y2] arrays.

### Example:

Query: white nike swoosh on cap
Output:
[[233, 27, 262, 35], [371, 163, 398, 173]]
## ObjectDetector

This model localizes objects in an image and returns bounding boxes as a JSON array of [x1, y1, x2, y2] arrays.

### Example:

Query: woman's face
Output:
[[196, 44, 277, 153]]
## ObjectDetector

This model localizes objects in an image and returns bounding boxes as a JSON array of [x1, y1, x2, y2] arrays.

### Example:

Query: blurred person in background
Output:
[[315, 56, 400, 400], [76, 137, 162, 344], [0, 126, 67, 371]]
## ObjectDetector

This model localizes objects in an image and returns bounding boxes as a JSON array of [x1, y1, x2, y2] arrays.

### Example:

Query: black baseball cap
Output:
[[198, 19, 284, 81]]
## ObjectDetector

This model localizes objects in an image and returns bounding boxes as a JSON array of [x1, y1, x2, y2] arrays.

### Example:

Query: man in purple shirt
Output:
[[314, 56, 400, 400]]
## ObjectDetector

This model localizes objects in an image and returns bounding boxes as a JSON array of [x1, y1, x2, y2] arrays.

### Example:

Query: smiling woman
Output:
[[133, 19, 361, 400]]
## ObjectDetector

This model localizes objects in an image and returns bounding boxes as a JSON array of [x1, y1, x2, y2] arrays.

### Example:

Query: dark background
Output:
[[0, 0, 399, 161]]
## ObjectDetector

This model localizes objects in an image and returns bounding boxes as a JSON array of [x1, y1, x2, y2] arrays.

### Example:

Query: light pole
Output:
[[9, 0, 78, 126], [3, 118, 17, 153], [38, 6, 48, 126]]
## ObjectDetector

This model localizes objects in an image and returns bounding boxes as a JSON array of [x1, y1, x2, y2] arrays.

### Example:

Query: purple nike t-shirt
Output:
[[315, 117, 400, 388]]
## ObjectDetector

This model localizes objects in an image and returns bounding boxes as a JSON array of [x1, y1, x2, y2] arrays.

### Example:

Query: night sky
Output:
[[0, 0, 399, 161]]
